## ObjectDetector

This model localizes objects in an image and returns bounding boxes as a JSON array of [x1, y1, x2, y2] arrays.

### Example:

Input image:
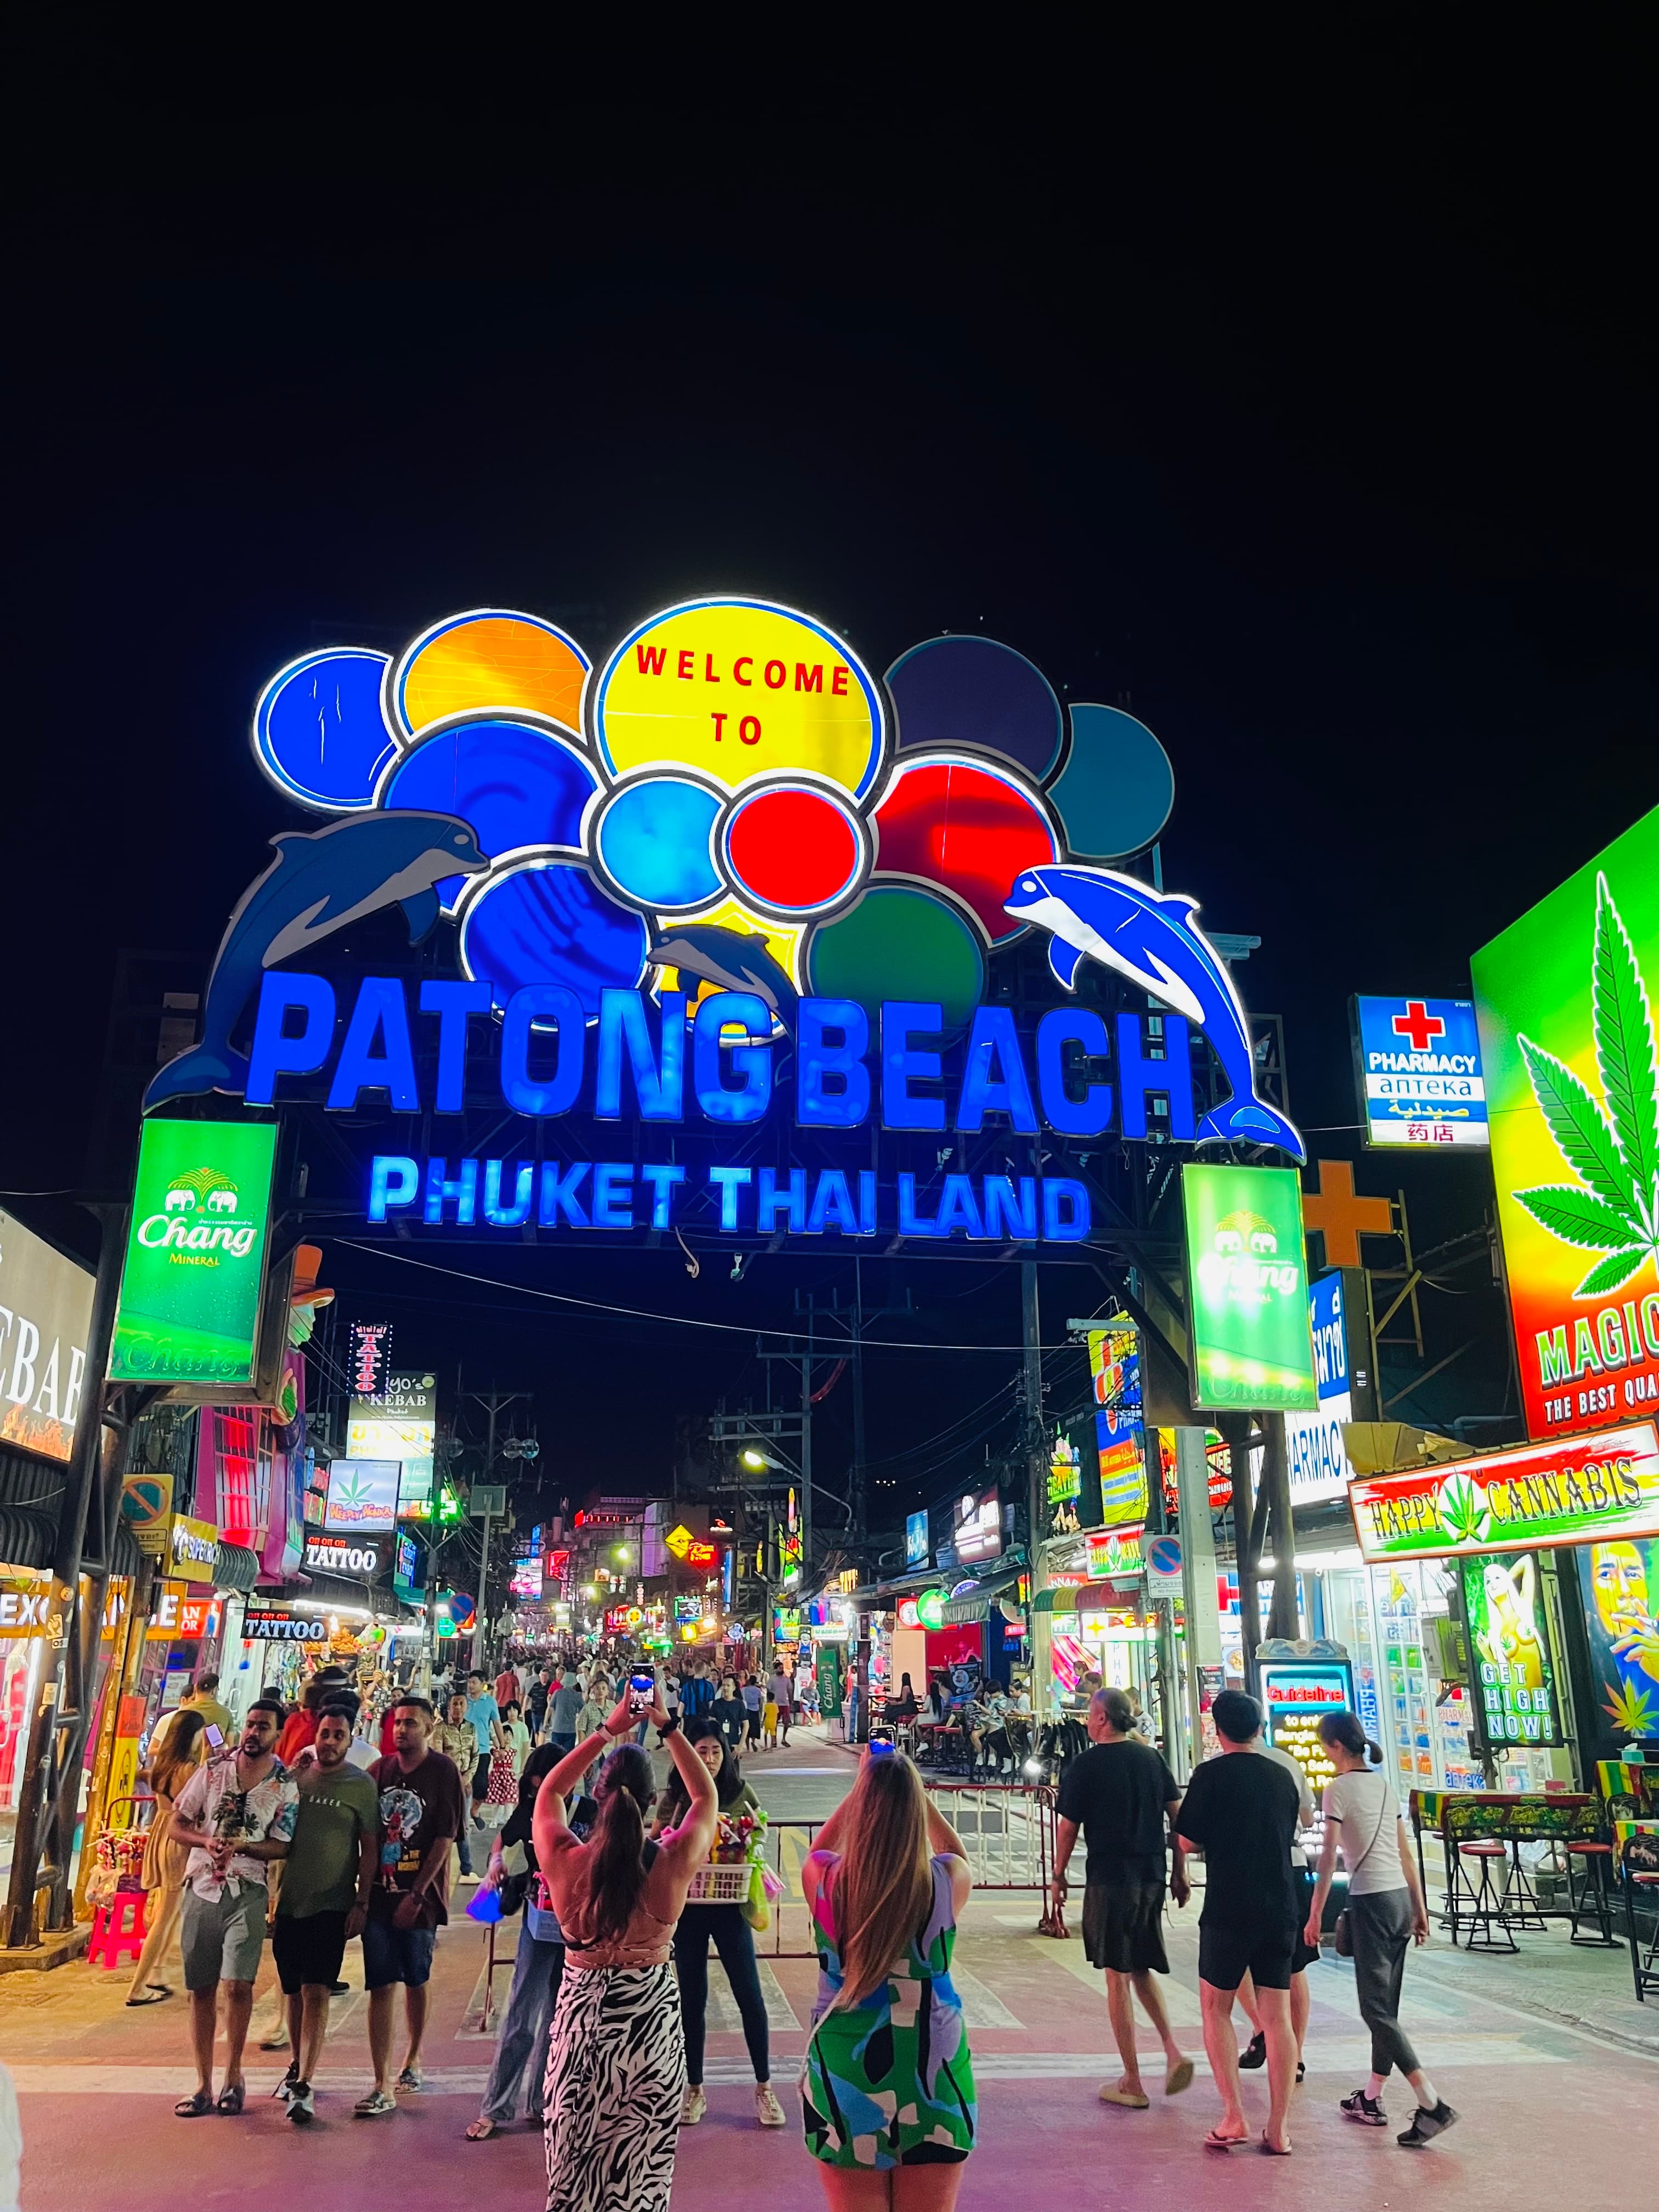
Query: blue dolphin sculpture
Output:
[[144, 811, 489, 1109], [1005, 862, 1306, 1161]]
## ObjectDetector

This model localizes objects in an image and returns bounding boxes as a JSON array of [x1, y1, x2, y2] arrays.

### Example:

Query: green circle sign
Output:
[[916, 1588, 947, 1630]]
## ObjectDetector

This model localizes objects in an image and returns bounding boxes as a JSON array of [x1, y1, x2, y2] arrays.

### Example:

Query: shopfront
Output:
[[1347, 1423, 1659, 1790]]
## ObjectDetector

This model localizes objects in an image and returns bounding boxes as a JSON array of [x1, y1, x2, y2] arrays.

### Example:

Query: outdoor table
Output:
[[1408, 1790, 1598, 1945]]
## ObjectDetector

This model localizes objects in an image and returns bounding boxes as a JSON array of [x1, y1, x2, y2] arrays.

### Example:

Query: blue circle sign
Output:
[[1146, 1534, 1182, 1579]]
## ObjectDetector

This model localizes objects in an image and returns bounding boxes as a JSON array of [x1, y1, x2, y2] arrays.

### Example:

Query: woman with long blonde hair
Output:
[[124, 1706, 209, 2005], [800, 1748, 977, 2208]]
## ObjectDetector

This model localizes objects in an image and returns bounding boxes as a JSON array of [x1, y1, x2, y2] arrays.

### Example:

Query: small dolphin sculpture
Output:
[[1005, 862, 1306, 1161], [650, 924, 799, 1022], [145, 811, 489, 1109]]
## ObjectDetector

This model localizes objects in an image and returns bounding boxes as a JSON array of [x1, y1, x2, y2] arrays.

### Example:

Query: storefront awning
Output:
[[213, 1542, 261, 1593], [940, 1570, 1024, 1625], [1035, 1578, 1143, 1613], [0, 1503, 55, 1571]]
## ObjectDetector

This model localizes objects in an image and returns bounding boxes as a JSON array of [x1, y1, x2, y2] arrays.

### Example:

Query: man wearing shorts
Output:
[[272, 1702, 379, 2125], [357, 1697, 466, 2117], [168, 1697, 298, 2118], [1176, 1690, 1302, 2155], [1051, 1687, 1194, 2109]]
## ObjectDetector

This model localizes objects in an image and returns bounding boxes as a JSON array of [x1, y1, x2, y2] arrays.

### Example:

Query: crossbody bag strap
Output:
[[1348, 1774, 1391, 1879]]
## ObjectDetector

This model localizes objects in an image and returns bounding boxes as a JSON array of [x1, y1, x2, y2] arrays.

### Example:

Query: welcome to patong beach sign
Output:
[[142, 598, 1306, 1243]]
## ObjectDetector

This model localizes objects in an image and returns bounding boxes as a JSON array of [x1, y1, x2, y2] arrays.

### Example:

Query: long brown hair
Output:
[[565, 1745, 657, 1949], [827, 1753, 934, 2009], [145, 1708, 207, 1803]]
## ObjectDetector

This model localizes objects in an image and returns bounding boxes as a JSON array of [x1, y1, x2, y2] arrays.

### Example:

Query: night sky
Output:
[[7, 41, 1653, 1535]]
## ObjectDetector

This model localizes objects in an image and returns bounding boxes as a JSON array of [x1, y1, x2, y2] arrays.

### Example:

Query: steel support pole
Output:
[[1260, 1412, 1301, 1641], [1020, 1261, 1051, 1717], [3, 1206, 126, 1949], [1175, 1426, 1222, 1780]]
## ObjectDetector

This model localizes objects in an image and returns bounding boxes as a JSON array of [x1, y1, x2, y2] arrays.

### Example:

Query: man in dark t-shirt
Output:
[[1176, 1689, 1301, 2154], [356, 1697, 465, 2117], [1052, 1688, 1193, 2109]]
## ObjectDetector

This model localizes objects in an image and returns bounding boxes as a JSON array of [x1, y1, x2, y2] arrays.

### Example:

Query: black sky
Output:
[[6, 29, 1654, 1524]]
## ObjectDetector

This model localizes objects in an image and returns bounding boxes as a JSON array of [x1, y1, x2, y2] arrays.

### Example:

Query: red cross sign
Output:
[[1392, 1001, 1446, 1052]]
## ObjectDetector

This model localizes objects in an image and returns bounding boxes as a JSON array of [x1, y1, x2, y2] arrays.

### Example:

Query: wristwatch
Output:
[[658, 1713, 681, 1737]]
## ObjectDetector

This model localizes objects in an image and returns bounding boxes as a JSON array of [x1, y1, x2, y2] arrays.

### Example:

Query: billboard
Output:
[[953, 1487, 1003, 1565], [1472, 805, 1659, 1440], [1350, 1421, 1659, 1563], [1181, 1163, 1317, 1410], [1575, 1534, 1659, 1740], [1089, 1319, 1149, 1528], [110, 1120, 278, 1387], [1459, 1553, 1562, 1749], [905, 1510, 929, 1568], [323, 1457, 400, 1533], [0, 1208, 94, 1462], [1353, 996, 1489, 1149], [347, 1369, 436, 1519], [1284, 1270, 1374, 1505], [348, 1321, 392, 1399]]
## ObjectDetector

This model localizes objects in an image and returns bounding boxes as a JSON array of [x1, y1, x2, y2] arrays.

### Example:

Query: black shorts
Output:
[[1198, 1918, 1295, 1994], [473, 1754, 490, 1798], [272, 1910, 348, 1995], [1082, 1881, 1170, 1975]]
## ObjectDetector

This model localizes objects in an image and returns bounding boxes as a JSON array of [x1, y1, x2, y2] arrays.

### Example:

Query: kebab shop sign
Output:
[[1350, 1421, 1659, 1563]]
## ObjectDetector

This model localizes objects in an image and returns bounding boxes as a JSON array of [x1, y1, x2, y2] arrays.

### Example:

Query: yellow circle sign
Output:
[[594, 597, 884, 799]]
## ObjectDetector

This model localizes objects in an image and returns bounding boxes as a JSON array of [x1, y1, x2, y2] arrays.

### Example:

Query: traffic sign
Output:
[[1146, 1533, 1183, 1598]]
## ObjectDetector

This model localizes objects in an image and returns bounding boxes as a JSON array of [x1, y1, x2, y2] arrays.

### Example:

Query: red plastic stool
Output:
[[88, 1890, 148, 1970]]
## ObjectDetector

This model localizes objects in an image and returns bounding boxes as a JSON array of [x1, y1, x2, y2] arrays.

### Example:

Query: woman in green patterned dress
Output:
[[800, 1749, 977, 2208]]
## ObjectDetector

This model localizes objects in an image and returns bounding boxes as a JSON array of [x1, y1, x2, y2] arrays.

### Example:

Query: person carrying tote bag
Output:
[[1304, 1710, 1460, 2150]]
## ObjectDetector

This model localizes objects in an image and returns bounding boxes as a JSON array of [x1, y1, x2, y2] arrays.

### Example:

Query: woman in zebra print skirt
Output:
[[534, 1678, 719, 2211]]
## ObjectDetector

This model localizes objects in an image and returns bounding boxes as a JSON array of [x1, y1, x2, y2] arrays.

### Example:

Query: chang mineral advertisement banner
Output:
[[1181, 1163, 1317, 1410], [1472, 804, 1659, 1440], [110, 1120, 278, 1386]]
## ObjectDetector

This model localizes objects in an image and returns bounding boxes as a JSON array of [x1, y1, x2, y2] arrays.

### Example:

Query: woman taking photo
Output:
[[1304, 1710, 1459, 2149], [800, 1748, 977, 2207], [534, 1677, 719, 2210], [653, 1720, 785, 2130], [125, 1707, 208, 2004]]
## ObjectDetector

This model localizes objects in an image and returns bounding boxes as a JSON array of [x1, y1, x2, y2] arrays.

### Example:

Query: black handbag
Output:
[[1331, 1778, 1390, 1956]]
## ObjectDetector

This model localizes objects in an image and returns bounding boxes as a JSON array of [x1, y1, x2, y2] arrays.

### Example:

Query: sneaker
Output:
[[1341, 2090, 1387, 2126], [354, 2087, 398, 2118], [287, 2082, 315, 2126], [754, 2084, 787, 2128], [1398, 2101, 1459, 2148], [273, 2059, 300, 2102], [679, 2085, 707, 2126], [1238, 2031, 1266, 2071], [396, 2066, 424, 2093]]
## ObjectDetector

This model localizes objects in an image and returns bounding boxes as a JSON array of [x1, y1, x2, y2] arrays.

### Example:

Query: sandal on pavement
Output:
[[1098, 2085, 1150, 2108], [126, 1985, 171, 2006], [1165, 2059, 1195, 2096], [1204, 2129, 1246, 2151], [465, 2119, 497, 2141], [396, 2066, 424, 2092], [1260, 2133, 1293, 2156], [355, 2088, 398, 2118], [1237, 2031, 1266, 2070], [174, 2091, 214, 2119], [215, 2083, 246, 2115]]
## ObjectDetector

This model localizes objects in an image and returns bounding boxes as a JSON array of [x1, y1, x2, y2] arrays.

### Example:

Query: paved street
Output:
[[3, 1730, 1654, 2208]]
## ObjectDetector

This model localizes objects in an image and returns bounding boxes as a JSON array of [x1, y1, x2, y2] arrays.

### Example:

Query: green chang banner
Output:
[[110, 1120, 278, 1385], [1182, 1163, 1318, 1410]]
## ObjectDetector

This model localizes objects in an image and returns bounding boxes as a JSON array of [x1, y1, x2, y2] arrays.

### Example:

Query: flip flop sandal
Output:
[[216, 2083, 246, 2115], [1260, 2134, 1293, 2156], [174, 2091, 215, 2119], [1166, 2060, 1195, 2096], [126, 1986, 171, 2006], [1204, 2130, 1246, 2151], [465, 2119, 497, 2140], [1098, 2086, 1150, 2108]]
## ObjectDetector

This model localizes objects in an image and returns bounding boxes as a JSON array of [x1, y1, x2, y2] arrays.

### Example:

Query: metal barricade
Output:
[[922, 1782, 1057, 1894], [760, 1816, 824, 1957]]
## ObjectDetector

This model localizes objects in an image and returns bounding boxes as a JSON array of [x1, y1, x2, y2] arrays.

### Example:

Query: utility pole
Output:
[[1020, 1260, 1051, 1718], [851, 1260, 866, 1554], [800, 1302, 814, 1593], [464, 1386, 528, 1674]]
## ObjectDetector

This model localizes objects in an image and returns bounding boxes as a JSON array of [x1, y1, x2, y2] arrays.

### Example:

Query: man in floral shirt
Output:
[[169, 1697, 298, 2117]]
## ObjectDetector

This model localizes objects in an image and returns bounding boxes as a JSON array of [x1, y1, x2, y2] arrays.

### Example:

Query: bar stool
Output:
[[1500, 1839, 1550, 1932], [1565, 1840, 1620, 1948], [1626, 1870, 1659, 2002], [1457, 1839, 1519, 1952]]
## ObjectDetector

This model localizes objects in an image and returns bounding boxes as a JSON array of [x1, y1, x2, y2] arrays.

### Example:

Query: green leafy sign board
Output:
[[110, 1120, 277, 1385], [1182, 1163, 1317, 1410]]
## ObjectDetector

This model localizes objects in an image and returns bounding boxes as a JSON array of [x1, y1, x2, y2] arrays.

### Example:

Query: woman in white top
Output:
[[1304, 1710, 1459, 2149]]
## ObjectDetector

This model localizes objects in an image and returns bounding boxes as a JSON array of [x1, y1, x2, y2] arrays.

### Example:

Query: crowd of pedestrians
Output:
[[123, 1644, 1459, 2197]]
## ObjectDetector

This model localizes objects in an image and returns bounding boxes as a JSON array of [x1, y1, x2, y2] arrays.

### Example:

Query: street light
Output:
[[741, 1448, 768, 1471]]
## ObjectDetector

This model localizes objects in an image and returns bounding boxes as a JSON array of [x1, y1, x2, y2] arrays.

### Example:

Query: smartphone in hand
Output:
[[628, 1672, 655, 1714]]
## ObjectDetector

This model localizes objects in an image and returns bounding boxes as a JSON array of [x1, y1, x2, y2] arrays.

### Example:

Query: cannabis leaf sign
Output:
[[1515, 872, 1659, 1298]]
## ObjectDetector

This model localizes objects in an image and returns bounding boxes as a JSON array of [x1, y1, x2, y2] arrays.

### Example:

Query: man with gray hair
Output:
[[1051, 1686, 1194, 2110]]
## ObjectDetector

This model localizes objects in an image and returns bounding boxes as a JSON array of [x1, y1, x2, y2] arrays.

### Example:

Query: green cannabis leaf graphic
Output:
[[1515, 872, 1659, 1298]]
